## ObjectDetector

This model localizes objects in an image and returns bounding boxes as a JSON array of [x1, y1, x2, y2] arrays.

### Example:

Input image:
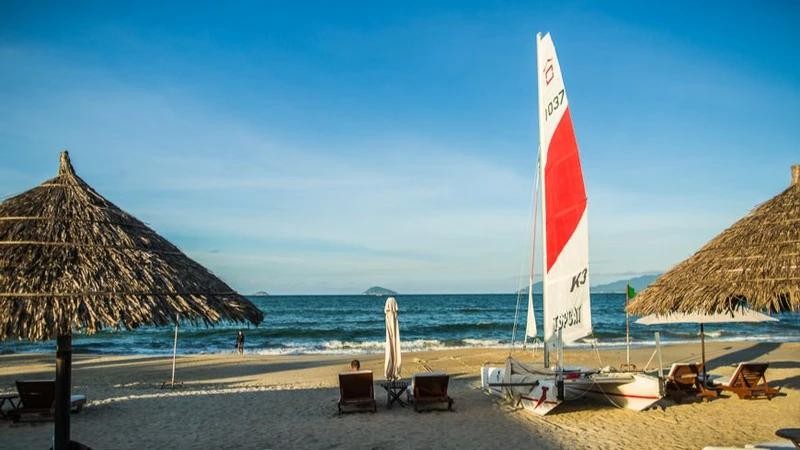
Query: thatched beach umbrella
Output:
[[628, 164, 800, 316], [0, 151, 263, 450]]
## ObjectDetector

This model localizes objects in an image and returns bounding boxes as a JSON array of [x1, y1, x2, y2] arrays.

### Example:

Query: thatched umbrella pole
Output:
[[0, 151, 264, 450], [55, 334, 72, 448], [699, 323, 706, 380], [171, 314, 179, 387]]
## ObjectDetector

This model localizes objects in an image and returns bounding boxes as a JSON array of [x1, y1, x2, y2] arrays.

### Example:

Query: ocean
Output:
[[1, 294, 798, 355]]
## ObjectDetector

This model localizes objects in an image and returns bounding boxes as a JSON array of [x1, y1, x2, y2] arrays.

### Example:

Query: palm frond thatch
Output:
[[0, 151, 263, 341], [628, 165, 800, 315]]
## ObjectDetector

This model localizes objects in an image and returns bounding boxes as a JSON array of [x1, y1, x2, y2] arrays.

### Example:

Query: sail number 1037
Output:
[[544, 89, 565, 122]]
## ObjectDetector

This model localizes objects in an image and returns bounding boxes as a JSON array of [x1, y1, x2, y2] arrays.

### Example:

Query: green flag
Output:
[[627, 284, 636, 300]]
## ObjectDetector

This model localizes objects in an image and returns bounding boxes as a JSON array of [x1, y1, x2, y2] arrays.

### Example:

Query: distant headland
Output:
[[517, 274, 660, 295], [251, 291, 270, 296], [362, 286, 397, 296], [591, 274, 660, 293]]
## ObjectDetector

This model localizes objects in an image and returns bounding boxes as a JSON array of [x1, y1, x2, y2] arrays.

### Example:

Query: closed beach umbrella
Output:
[[636, 306, 777, 379], [384, 296, 401, 380], [0, 152, 263, 450], [628, 164, 800, 317]]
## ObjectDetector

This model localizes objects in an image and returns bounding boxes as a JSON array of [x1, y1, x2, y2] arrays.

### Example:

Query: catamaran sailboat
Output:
[[480, 32, 662, 416]]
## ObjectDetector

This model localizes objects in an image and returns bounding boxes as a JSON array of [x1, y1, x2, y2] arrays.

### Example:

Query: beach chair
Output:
[[407, 372, 453, 412], [665, 363, 718, 402], [715, 362, 780, 400], [9, 380, 87, 422], [337, 370, 376, 415]]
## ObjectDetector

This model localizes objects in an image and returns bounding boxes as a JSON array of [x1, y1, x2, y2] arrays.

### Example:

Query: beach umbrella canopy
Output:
[[384, 296, 401, 380], [636, 308, 778, 326], [628, 164, 800, 316], [0, 151, 263, 449], [636, 306, 777, 379]]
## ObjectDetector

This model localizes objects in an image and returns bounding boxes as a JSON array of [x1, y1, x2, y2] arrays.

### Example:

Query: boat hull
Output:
[[565, 372, 662, 411], [482, 365, 662, 414], [481, 365, 562, 416]]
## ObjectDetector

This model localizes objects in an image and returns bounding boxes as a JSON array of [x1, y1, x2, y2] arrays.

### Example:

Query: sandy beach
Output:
[[0, 341, 797, 449]]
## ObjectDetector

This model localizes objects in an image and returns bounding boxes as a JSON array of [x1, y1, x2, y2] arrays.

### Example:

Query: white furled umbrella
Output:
[[636, 307, 777, 380], [384, 297, 401, 380]]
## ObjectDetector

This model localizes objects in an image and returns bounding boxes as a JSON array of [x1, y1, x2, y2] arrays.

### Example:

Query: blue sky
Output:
[[1, 1, 798, 294]]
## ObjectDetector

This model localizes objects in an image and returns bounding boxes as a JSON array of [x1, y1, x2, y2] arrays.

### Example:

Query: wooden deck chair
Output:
[[408, 372, 453, 412], [715, 362, 780, 400], [337, 370, 376, 415], [665, 363, 718, 402], [11, 380, 87, 422]]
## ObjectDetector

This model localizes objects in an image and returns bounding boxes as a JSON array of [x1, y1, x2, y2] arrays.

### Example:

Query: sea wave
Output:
[[252, 338, 509, 355], [1, 294, 797, 356], [3, 333, 798, 356]]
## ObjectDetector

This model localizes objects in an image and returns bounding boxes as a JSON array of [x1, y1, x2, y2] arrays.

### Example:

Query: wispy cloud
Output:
[[2, 2, 798, 295], [0, 44, 536, 294]]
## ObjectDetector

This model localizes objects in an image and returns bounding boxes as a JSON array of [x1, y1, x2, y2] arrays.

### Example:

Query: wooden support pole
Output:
[[54, 334, 72, 450], [700, 323, 707, 384], [171, 314, 179, 387]]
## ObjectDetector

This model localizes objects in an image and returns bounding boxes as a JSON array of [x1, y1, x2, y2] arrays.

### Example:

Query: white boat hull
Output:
[[482, 364, 662, 415], [564, 372, 662, 411], [481, 365, 562, 416]]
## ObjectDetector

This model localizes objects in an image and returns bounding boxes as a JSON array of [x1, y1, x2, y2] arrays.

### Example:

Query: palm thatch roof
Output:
[[628, 164, 800, 316], [0, 151, 263, 341]]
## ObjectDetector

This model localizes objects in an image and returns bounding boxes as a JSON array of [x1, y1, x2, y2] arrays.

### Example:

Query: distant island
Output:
[[516, 274, 660, 295], [516, 281, 543, 295], [251, 291, 270, 296], [591, 274, 661, 293], [362, 286, 397, 296]]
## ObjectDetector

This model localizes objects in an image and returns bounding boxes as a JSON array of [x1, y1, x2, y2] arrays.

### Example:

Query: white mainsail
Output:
[[537, 32, 592, 344]]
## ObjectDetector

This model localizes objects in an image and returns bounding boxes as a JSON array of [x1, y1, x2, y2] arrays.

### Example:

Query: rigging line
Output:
[[643, 348, 659, 372], [589, 334, 605, 367], [510, 155, 541, 354], [510, 291, 522, 353], [528, 154, 541, 346], [590, 378, 625, 409]]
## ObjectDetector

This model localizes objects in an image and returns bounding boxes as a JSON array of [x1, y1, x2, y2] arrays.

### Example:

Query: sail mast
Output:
[[535, 32, 551, 368]]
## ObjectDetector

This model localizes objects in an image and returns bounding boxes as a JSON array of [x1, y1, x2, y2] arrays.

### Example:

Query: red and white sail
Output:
[[537, 33, 591, 344]]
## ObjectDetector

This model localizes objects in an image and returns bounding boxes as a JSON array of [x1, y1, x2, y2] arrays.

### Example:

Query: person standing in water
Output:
[[236, 330, 245, 355]]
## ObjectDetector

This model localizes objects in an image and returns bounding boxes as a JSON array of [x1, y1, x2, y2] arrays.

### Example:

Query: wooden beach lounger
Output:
[[337, 370, 377, 415], [715, 362, 780, 400], [10, 380, 87, 422], [665, 363, 718, 402], [407, 372, 453, 412]]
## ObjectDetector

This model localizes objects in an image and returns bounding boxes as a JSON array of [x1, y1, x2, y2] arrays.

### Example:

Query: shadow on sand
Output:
[[0, 372, 564, 450], [706, 342, 782, 370]]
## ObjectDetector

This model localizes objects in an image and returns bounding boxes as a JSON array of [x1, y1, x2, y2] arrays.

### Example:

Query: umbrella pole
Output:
[[54, 333, 72, 450], [171, 315, 179, 387], [700, 323, 707, 384], [625, 290, 630, 366]]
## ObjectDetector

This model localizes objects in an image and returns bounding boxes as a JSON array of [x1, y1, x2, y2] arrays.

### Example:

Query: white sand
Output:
[[1, 341, 797, 449]]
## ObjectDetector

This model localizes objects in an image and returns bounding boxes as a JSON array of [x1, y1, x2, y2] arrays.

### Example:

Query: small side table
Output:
[[776, 429, 800, 449], [0, 394, 20, 420], [380, 380, 409, 408]]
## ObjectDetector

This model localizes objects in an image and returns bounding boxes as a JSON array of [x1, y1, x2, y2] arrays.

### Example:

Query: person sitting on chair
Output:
[[350, 359, 360, 371]]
